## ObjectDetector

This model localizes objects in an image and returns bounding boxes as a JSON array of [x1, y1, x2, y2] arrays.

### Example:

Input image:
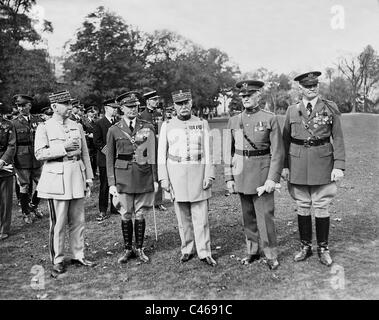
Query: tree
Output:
[[63, 6, 148, 105], [0, 0, 54, 103]]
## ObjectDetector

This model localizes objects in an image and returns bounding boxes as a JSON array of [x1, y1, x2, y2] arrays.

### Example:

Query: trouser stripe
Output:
[[48, 199, 56, 264]]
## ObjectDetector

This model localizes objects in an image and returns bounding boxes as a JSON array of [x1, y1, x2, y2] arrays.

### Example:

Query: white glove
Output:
[[154, 182, 159, 193], [281, 168, 289, 181], [226, 180, 236, 194], [257, 183, 281, 197], [109, 185, 118, 196], [331, 168, 344, 182], [160, 179, 170, 192]]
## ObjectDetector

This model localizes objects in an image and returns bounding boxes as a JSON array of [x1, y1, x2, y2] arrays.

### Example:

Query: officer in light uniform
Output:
[[282, 71, 345, 266], [12, 94, 44, 223], [107, 91, 158, 264], [158, 89, 217, 266], [34, 90, 95, 274], [224, 80, 284, 270], [0, 102, 16, 240]]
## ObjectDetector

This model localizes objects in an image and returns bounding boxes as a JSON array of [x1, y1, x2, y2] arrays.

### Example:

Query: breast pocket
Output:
[[16, 128, 30, 144], [290, 120, 302, 138], [253, 122, 270, 142], [116, 137, 133, 154]]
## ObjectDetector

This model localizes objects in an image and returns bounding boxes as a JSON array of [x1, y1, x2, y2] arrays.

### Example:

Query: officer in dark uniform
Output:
[[282, 71, 345, 267], [69, 99, 83, 125], [82, 106, 98, 177], [139, 90, 166, 211], [224, 80, 284, 270], [107, 91, 158, 264], [12, 94, 44, 223], [0, 102, 16, 240], [93, 98, 119, 221]]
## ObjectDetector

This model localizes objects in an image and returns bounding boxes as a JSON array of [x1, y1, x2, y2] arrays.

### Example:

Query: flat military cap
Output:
[[49, 90, 72, 104], [235, 80, 264, 96], [84, 105, 97, 113], [172, 89, 192, 103], [41, 106, 53, 115], [143, 90, 160, 100], [13, 94, 33, 106], [70, 98, 80, 108], [115, 91, 140, 107], [103, 98, 119, 108], [294, 71, 322, 86]]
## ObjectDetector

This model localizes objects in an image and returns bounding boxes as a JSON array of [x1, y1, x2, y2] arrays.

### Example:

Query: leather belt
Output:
[[290, 137, 330, 148], [17, 142, 31, 146], [52, 155, 82, 162], [235, 149, 270, 157], [168, 154, 202, 162], [117, 154, 134, 161]]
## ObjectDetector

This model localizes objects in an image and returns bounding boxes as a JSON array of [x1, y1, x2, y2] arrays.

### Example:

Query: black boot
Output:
[[20, 193, 32, 224], [118, 220, 134, 263], [30, 191, 43, 218], [134, 219, 149, 263], [316, 217, 333, 266], [294, 215, 313, 262]]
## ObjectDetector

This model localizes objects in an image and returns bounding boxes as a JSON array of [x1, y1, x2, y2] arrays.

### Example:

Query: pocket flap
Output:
[[46, 162, 64, 174], [115, 159, 129, 169], [289, 144, 301, 157], [318, 144, 333, 158]]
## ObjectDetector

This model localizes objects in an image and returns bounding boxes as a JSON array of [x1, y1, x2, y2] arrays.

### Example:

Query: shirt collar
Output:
[[303, 96, 318, 109], [105, 115, 114, 123]]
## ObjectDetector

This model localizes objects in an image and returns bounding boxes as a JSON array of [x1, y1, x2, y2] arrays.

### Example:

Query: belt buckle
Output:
[[304, 139, 311, 148], [243, 150, 248, 156]]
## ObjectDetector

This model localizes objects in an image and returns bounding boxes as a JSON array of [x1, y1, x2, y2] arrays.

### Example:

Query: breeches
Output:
[[288, 182, 337, 217], [15, 167, 42, 193], [117, 192, 154, 220]]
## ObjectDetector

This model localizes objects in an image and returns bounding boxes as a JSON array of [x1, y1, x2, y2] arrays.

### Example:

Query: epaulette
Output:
[[321, 98, 341, 115]]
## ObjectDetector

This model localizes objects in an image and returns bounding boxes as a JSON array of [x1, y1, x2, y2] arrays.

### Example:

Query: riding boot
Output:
[[316, 217, 333, 266], [118, 220, 134, 263], [134, 219, 149, 263], [294, 215, 313, 261]]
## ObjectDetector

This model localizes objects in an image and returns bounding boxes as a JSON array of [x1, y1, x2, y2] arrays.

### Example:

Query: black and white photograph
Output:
[[0, 0, 378, 306]]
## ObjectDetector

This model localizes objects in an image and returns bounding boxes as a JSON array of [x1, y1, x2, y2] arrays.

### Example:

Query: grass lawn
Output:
[[0, 113, 378, 300]]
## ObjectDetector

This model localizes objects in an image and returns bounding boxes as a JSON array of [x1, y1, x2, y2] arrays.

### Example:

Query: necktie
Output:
[[129, 121, 134, 132], [306, 103, 312, 116], [111, 118, 115, 125]]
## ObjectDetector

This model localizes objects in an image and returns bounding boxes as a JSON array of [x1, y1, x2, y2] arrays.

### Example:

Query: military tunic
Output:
[[282, 97, 346, 217], [224, 108, 284, 259], [0, 117, 16, 236], [158, 115, 215, 259], [34, 115, 93, 264], [282, 98, 345, 185]]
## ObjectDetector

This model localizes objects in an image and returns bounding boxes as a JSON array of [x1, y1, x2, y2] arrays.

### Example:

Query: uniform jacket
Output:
[[106, 117, 157, 194], [93, 116, 114, 167], [224, 108, 284, 195], [34, 116, 94, 199], [12, 114, 44, 169], [0, 117, 16, 178], [158, 116, 215, 202], [282, 97, 345, 185], [82, 116, 96, 153], [139, 108, 162, 134]]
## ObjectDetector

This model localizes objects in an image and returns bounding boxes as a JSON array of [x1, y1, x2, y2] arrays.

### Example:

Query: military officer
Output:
[[0, 102, 16, 240], [12, 94, 44, 223], [224, 80, 284, 270], [282, 71, 345, 267], [34, 90, 95, 274], [107, 91, 158, 264], [69, 99, 83, 124], [140, 89, 167, 212], [93, 98, 119, 221], [158, 89, 217, 267], [82, 106, 98, 177]]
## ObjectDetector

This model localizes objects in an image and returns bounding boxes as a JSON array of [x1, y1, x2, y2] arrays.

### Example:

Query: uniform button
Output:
[[246, 124, 249, 127]]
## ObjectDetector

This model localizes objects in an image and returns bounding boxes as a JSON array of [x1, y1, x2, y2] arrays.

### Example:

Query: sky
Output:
[[34, 0, 379, 78]]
